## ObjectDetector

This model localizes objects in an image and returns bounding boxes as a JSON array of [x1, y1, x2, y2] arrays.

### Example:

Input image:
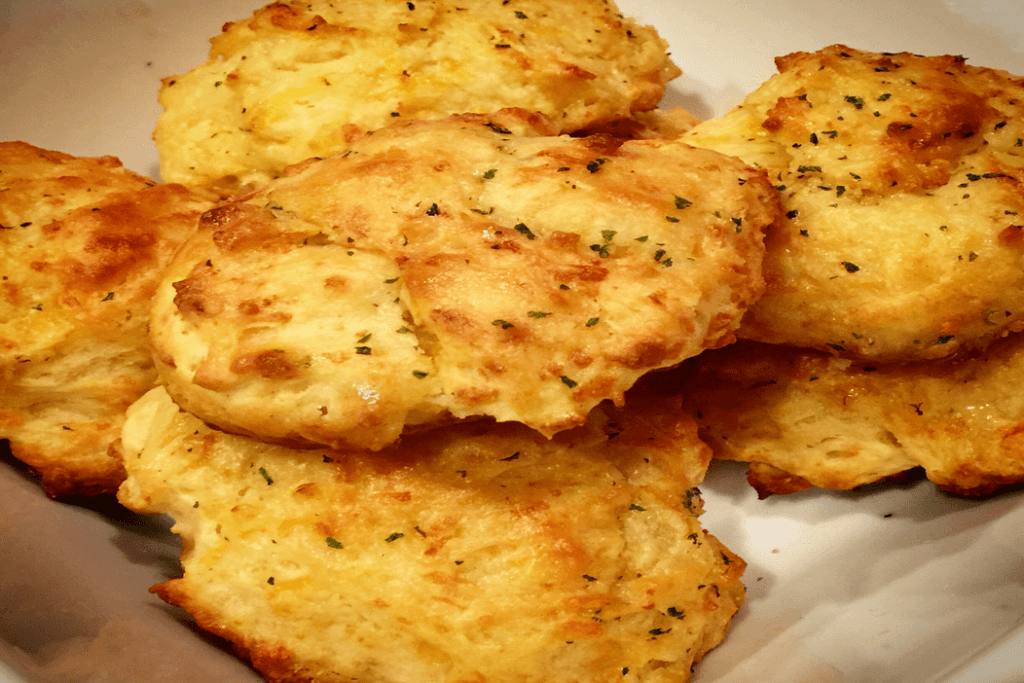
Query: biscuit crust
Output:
[[117, 383, 744, 683], [155, 0, 681, 189], [676, 335, 1024, 497], [685, 45, 1024, 362], [0, 142, 215, 496], [149, 111, 778, 451]]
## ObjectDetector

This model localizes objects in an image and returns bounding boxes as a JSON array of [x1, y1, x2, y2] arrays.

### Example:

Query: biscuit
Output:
[[149, 110, 779, 451], [0, 141, 215, 496], [684, 45, 1024, 362], [675, 336, 1024, 497], [117, 380, 744, 683], [155, 0, 682, 190]]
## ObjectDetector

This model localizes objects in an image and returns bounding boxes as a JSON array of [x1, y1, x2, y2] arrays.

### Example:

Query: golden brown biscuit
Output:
[[149, 110, 779, 451], [117, 379, 744, 683], [0, 141, 215, 496], [684, 45, 1024, 362], [155, 0, 682, 190], [674, 335, 1024, 497]]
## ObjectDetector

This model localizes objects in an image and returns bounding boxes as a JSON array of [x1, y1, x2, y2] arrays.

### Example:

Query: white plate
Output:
[[1, 1, 1023, 681]]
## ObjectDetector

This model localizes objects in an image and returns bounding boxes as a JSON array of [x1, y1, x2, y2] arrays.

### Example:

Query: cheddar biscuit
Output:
[[118, 381, 744, 683], [155, 0, 682, 189], [149, 111, 779, 450], [685, 45, 1024, 362], [0, 142, 214, 496], [676, 335, 1024, 497]]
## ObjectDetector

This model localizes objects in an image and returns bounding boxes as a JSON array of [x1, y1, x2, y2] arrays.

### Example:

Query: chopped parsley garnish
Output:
[[586, 317, 600, 327], [674, 195, 692, 209], [326, 537, 344, 549], [492, 319, 514, 329], [560, 375, 578, 388], [258, 467, 273, 485], [514, 222, 536, 240], [385, 532, 405, 543]]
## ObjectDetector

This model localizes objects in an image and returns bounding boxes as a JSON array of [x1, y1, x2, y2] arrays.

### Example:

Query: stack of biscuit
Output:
[[3, 2, 1024, 682]]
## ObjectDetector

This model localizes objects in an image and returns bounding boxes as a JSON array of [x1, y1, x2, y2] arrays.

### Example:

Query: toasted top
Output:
[[149, 111, 778, 451], [155, 0, 681, 189], [685, 45, 1024, 362], [117, 382, 743, 683], [0, 141, 215, 496]]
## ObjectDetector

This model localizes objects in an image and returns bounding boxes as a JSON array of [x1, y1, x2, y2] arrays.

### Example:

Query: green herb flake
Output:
[[326, 537, 344, 549], [485, 122, 512, 134], [877, 93, 892, 101], [649, 628, 669, 636], [492, 319, 514, 329], [845, 95, 866, 109], [425, 203, 440, 216], [357, 333, 372, 343], [586, 317, 600, 327], [397, 326, 413, 334], [667, 607, 686, 620], [528, 310, 551, 318], [586, 158, 608, 173], [935, 335, 954, 345], [483, 168, 497, 179], [514, 10, 527, 18], [385, 532, 405, 543], [601, 229, 617, 242], [101, 291, 115, 301], [731, 217, 743, 227], [590, 243, 610, 258], [355, 346, 372, 355], [412, 370, 428, 378], [514, 222, 536, 240], [682, 488, 698, 512], [654, 249, 666, 262], [629, 503, 646, 511], [841, 261, 860, 273], [674, 195, 692, 210], [258, 467, 274, 485], [665, 215, 680, 223], [836, 185, 847, 197], [827, 342, 846, 351], [560, 375, 578, 389], [635, 235, 649, 242], [798, 165, 823, 173], [662, 258, 673, 267]]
